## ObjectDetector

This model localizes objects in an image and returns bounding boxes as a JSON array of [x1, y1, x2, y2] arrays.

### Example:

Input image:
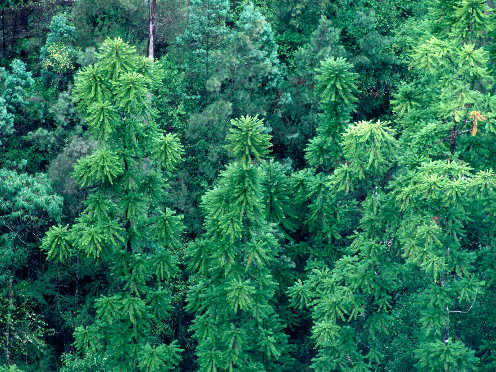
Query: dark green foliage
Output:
[[0, 169, 63, 370], [2, 1, 496, 371], [177, 0, 229, 102], [71, 0, 149, 49], [48, 135, 96, 219], [216, 2, 281, 117]]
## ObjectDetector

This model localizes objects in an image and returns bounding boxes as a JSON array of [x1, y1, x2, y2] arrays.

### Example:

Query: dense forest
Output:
[[1, 0, 496, 371]]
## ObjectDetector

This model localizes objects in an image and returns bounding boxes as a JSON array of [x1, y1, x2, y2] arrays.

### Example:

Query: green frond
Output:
[[85, 101, 118, 141], [226, 277, 255, 313], [73, 64, 109, 111], [114, 71, 150, 114], [97, 37, 139, 80], [152, 133, 184, 172], [73, 148, 124, 187], [225, 115, 272, 168], [315, 57, 358, 107], [152, 209, 184, 248], [42, 225, 72, 262]]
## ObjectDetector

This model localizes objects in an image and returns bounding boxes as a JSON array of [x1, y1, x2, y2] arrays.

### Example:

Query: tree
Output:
[[40, 13, 77, 88], [0, 59, 37, 169], [215, 2, 281, 117], [0, 169, 63, 370], [176, 0, 229, 104], [187, 116, 291, 371], [176, 2, 282, 236], [42, 38, 184, 371], [287, 2, 496, 369], [305, 56, 358, 172], [273, 16, 346, 165], [0, 59, 34, 146]]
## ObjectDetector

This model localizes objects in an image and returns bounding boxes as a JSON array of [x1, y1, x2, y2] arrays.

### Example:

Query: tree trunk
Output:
[[147, 0, 156, 60]]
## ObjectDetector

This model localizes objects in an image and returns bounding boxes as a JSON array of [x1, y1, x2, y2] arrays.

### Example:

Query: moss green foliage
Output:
[[1, 1, 496, 371]]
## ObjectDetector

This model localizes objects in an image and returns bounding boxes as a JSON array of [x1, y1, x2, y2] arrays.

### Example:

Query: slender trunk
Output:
[[147, 0, 156, 61], [75, 254, 80, 308], [204, 2, 211, 103]]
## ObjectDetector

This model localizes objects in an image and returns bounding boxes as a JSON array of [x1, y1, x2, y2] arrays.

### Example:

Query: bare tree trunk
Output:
[[147, 0, 156, 60]]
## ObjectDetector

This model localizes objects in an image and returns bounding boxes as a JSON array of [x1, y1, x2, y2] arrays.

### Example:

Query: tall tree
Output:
[[177, 0, 229, 104], [187, 116, 291, 371], [42, 38, 184, 371], [305, 56, 358, 172], [289, 2, 496, 369]]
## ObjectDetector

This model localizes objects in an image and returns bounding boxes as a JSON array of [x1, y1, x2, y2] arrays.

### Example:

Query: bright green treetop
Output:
[[187, 115, 291, 371]]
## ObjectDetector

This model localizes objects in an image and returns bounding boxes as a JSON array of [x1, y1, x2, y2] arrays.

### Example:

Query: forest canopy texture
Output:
[[1, 0, 496, 371]]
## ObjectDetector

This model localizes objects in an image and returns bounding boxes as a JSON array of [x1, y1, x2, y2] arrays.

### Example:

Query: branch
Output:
[[448, 290, 478, 314]]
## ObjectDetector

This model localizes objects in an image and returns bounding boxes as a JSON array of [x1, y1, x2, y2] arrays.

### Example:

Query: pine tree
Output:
[[186, 116, 291, 371], [42, 38, 184, 371]]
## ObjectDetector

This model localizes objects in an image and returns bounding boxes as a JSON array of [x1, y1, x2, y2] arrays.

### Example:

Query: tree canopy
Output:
[[1, 1, 496, 371]]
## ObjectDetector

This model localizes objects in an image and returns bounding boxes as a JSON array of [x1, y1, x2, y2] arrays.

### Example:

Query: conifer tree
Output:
[[291, 55, 360, 265], [217, 2, 281, 117], [288, 2, 496, 369], [274, 16, 346, 164], [186, 116, 290, 371], [178, 2, 282, 236], [177, 0, 229, 104], [42, 38, 184, 371], [305, 56, 358, 172]]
